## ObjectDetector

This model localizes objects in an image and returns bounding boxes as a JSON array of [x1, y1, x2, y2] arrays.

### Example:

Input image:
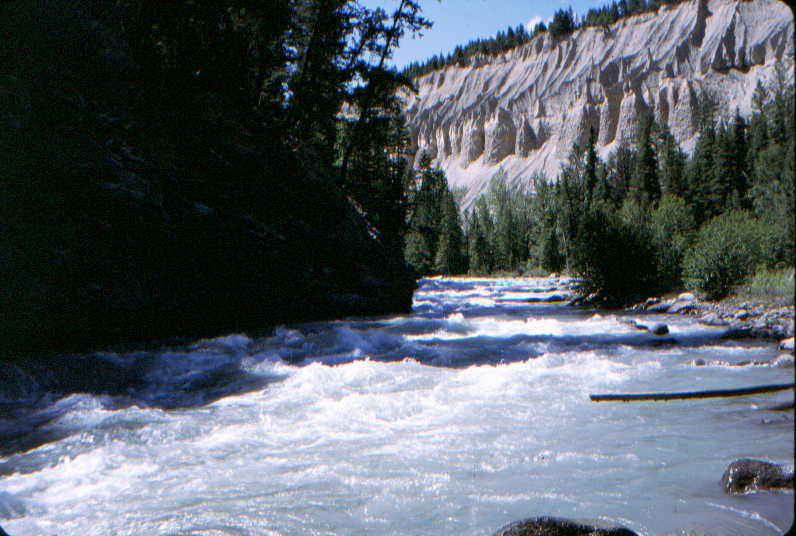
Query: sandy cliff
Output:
[[402, 0, 794, 207]]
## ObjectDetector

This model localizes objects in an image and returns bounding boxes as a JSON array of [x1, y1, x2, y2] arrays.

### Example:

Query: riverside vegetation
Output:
[[2, 0, 433, 354], [403, 65, 794, 307]]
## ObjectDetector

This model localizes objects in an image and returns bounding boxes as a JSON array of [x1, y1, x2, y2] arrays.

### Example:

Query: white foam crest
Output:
[[250, 324, 406, 364], [3, 441, 158, 504], [3, 276, 792, 536]]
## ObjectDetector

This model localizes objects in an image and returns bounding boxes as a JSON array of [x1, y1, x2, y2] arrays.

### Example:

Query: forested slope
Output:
[[0, 0, 421, 355]]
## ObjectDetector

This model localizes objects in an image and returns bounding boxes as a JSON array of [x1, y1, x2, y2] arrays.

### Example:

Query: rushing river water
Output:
[[1, 277, 793, 535]]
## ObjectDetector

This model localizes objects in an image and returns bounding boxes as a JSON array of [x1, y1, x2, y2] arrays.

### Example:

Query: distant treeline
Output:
[[403, 66, 795, 303], [403, 0, 691, 79]]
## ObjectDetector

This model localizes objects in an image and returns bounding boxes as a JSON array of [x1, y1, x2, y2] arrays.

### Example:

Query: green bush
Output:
[[650, 195, 696, 289], [682, 210, 767, 300], [570, 207, 659, 303]]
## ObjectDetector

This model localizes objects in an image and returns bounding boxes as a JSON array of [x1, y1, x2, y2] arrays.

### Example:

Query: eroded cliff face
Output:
[[402, 0, 794, 207]]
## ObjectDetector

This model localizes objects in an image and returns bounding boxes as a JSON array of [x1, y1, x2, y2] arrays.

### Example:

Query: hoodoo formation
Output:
[[402, 0, 794, 206]]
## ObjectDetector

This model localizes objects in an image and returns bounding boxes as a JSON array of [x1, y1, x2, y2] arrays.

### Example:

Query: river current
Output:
[[1, 277, 793, 535]]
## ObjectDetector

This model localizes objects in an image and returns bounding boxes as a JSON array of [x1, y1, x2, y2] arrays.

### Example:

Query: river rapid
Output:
[[1, 276, 793, 535]]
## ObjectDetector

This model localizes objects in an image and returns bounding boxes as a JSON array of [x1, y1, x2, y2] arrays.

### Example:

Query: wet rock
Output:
[[621, 319, 669, 336], [492, 517, 638, 536], [668, 299, 698, 314], [779, 337, 795, 353], [721, 459, 795, 495], [733, 309, 752, 320], [647, 300, 674, 313], [649, 323, 669, 335], [525, 294, 569, 303], [721, 327, 754, 339], [771, 354, 795, 368], [642, 297, 660, 309], [699, 312, 728, 326]]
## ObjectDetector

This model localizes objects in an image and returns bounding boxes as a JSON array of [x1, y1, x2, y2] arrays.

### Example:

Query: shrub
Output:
[[682, 210, 767, 300], [570, 207, 659, 303], [650, 195, 696, 289]]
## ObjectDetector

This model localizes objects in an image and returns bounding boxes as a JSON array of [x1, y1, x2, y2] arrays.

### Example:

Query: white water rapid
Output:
[[1, 277, 793, 535]]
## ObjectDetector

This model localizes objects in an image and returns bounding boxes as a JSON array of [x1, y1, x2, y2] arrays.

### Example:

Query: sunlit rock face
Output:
[[402, 0, 794, 207]]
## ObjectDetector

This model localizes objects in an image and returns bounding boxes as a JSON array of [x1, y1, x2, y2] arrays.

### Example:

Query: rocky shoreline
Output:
[[631, 291, 795, 345]]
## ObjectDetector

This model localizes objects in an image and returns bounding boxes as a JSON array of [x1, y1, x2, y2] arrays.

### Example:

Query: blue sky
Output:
[[361, 0, 606, 69]]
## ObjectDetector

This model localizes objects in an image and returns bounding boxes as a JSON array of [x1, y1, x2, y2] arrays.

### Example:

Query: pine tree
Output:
[[584, 127, 599, 206], [473, 197, 495, 273], [629, 114, 659, 206], [730, 109, 749, 205], [711, 122, 735, 210], [540, 226, 565, 273], [657, 125, 686, 197], [434, 190, 466, 274], [685, 121, 716, 221], [288, 0, 351, 166]]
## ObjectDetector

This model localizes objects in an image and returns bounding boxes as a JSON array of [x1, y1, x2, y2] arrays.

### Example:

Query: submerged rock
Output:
[[492, 517, 638, 536], [721, 459, 795, 495]]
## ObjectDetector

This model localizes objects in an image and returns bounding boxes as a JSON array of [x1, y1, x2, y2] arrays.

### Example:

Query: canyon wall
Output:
[[402, 0, 794, 206]]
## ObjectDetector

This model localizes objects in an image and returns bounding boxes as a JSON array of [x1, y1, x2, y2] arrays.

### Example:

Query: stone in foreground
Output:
[[721, 459, 795, 495], [492, 516, 638, 536]]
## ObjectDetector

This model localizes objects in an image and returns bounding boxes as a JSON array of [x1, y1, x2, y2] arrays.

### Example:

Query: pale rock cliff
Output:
[[402, 0, 794, 207]]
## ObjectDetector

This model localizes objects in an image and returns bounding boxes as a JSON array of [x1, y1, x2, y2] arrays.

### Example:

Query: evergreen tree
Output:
[[467, 207, 491, 274], [488, 172, 520, 271], [629, 114, 659, 206], [606, 146, 635, 205], [685, 121, 717, 221], [434, 190, 466, 274], [404, 154, 466, 275], [549, 7, 576, 39], [584, 127, 599, 206], [657, 125, 686, 197], [288, 0, 351, 165], [730, 109, 750, 204], [540, 226, 565, 273], [340, 0, 431, 186], [711, 122, 737, 210]]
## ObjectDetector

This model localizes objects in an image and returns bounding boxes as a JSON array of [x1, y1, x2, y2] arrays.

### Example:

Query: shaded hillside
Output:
[[0, 0, 416, 356]]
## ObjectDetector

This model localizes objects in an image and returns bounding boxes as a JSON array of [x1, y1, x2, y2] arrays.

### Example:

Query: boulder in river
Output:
[[721, 459, 795, 495], [770, 353, 795, 368], [779, 337, 795, 353], [649, 323, 669, 335], [492, 516, 638, 536]]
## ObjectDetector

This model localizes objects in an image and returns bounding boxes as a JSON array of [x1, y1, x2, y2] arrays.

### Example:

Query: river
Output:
[[1, 276, 793, 535]]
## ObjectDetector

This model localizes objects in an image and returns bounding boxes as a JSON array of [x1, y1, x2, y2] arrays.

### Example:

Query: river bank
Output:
[[631, 292, 795, 344]]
